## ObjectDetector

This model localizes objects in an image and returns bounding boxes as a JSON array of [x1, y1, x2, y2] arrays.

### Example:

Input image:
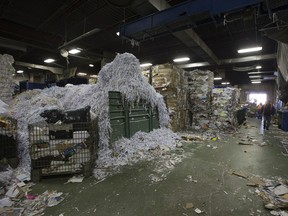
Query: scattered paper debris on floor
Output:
[[270, 210, 288, 216], [185, 202, 194, 209], [0, 207, 24, 216], [272, 185, 288, 196], [232, 171, 288, 211], [184, 175, 197, 183], [17, 182, 26, 187], [66, 175, 84, 183], [46, 191, 64, 207], [181, 134, 203, 141], [194, 208, 203, 214], [231, 170, 249, 179], [0, 197, 13, 207], [260, 142, 267, 147], [16, 173, 30, 182], [5, 185, 24, 198], [247, 176, 265, 187]]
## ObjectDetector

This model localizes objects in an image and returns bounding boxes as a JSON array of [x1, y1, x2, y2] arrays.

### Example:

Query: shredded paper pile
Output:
[[5, 53, 171, 176]]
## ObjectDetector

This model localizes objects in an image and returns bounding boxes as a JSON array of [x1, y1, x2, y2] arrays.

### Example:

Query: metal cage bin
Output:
[[0, 116, 18, 168], [29, 121, 98, 181]]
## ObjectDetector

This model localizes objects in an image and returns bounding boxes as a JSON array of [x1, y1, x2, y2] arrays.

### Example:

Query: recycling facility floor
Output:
[[32, 117, 288, 216]]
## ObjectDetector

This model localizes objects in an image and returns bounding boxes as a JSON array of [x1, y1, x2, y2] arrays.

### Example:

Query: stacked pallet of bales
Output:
[[0, 54, 15, 104], [150, 64, 188, 131], [210, 87, 241, 131], [185, 69, 214, 130]]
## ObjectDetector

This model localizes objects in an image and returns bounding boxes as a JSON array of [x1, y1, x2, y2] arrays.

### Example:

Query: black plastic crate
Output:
[[0, 117, 19, 168], [29, 120, 98, 181]]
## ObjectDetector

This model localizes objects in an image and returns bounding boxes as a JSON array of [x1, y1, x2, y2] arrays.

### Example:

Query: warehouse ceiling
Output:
[[0, 0, 288, 85]]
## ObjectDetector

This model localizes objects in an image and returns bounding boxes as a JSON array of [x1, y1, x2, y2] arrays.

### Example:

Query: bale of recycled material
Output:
[[150, 64, 188, 131], [210, 87, 241, 131], [0, 54, 15, 104], [185, 69, 214, 130]]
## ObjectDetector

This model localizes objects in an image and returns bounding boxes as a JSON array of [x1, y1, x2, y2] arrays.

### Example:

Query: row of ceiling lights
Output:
[[41, 43, 265, 84], [43, 48, 94, 68], [141, 46, 264, 85], [13, 69, 98, 79], [43, 48, 97, 77], [239, 46, 263, 85]]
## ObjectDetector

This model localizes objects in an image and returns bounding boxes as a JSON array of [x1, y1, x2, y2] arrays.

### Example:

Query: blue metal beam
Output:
[[120, 0, 261, 38]]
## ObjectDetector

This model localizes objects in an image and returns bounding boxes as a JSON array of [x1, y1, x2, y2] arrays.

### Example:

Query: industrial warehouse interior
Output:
[[0, 0, 288, 215]]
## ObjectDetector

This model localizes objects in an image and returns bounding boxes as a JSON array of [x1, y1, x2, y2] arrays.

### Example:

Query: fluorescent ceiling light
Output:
[[256, 65, 262, 69], [89, 64, 94, 67], [44, 58, 55, 63], [250, 79, 262, 82], [237, 46, 262, 54], [173, 57, 190, 62], [140, 63, 152, 67], [90, 75, 98, 78], [116, 32, 120, 36], [248, 71, 261, 75], [69, 48, 81, 54], [77, 72, 87, 76], [178, 62, 210, 68], [16, 70, 24, 74], [249, 75, 262, 78], [252, 81, 261, 84], [214, 77, 222, 80], [221, 82, 230, 85]]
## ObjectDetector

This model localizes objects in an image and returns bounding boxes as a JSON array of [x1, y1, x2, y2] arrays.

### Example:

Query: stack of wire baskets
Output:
[[0, 116, 18, 168], [29, 107, 98, 181]]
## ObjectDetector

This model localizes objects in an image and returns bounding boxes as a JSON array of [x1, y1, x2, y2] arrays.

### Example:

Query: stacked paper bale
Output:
[[0, 54, 15, 104], [185, 69, 214, 130], [150, 64, 188, 131], [211, 87, 240, 130]]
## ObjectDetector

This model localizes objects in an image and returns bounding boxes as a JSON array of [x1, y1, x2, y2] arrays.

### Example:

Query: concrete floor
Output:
[[32, 118, 288, 216]]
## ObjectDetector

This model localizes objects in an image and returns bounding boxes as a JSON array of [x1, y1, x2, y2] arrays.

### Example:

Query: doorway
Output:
[[248, 93, 267, 105]]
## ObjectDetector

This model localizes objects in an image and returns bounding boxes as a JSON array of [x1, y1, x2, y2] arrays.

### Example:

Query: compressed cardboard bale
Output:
[[150, 64, 187, 131], [185, 69, 213, 130], [211, 87, 240, 131]]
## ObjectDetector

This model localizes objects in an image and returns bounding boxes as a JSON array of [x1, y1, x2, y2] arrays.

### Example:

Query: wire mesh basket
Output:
[[29, 120, 98, 181], [0, 116, 18, 168]]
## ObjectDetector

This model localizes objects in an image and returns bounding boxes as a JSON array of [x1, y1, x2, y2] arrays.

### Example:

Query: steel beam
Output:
[[148, 0, 220, 64], [58, 28, 101, 49], [120, 0, 261, 37], [177, 29, 220, 64], [222, 53, 276, 64], [15, 61, 63, 74], [0, 37, 27, 52]]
